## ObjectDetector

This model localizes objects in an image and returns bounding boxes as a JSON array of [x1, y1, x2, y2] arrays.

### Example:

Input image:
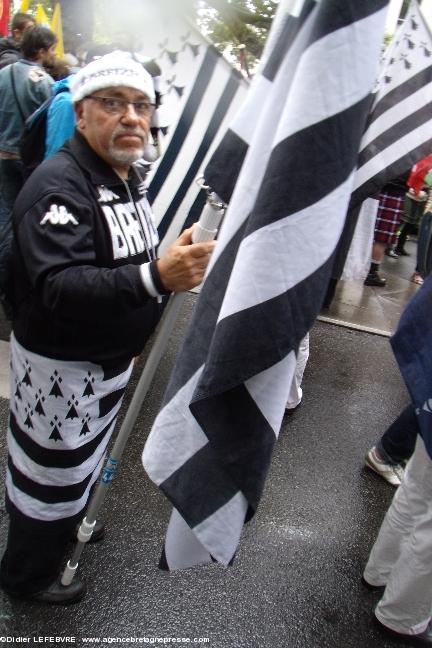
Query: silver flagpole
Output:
[[61, 184, 225, 586]]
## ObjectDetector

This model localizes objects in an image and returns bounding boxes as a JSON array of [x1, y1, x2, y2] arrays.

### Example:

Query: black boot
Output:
[[364, 272, 386, 286], [5, 577, 86, 605], [364, 263, 386, 287]]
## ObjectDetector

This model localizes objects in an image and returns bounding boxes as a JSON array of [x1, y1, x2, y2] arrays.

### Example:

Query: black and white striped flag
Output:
[[353, 0, 432, 205], [142, 0, 389, 570], [333, 0, 432, 275], [203, 0, 316, 205]]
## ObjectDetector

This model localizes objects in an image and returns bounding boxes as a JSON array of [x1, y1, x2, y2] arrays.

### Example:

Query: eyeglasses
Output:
[[85, 96, 155, 118]]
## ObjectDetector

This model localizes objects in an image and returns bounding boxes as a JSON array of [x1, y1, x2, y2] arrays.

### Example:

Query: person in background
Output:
[[43, 56, 74, 82], [0, 12, 36, 70], [416, 179, 432, 281], [364, 176, 407, 287], [365, 404, 418, 487], [392, 155, 432, 284], [363, 274, 432, 644], [395, 188, 427, 285], [44, 73, 76, 160], [285, 334, 309, 414], [0, 25, 56, 227]]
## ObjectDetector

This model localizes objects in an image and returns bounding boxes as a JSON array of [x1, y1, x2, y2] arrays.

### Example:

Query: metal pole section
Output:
[[62, 190, 225, 586]]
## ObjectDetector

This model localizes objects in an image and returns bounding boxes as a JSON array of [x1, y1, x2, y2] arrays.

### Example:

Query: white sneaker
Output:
[[365, 446, 404, 486]]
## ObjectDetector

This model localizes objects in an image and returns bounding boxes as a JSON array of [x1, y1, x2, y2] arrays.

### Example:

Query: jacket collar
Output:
[[65, 131, 144, 189]]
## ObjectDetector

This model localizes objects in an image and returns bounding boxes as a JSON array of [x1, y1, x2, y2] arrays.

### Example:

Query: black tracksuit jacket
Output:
[[11, 132, 165, 367]]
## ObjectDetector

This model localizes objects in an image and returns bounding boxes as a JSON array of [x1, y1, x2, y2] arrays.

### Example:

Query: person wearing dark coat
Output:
[[0, 12, 35, 70]]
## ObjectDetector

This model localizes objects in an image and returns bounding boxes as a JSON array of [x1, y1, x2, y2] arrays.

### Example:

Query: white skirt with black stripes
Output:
[[6, 334, 133, 524]]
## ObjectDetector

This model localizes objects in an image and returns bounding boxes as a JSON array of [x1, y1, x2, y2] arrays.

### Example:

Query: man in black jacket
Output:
[[0, 25, 56, 228], [0, 12, 36, 70], [0, 51, 215, 605]]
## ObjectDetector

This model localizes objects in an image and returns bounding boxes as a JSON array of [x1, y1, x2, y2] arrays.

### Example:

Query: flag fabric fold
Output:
[[203, 0, 317, 205], [143, 0, 389, 571], [333, 0, 432, 277]]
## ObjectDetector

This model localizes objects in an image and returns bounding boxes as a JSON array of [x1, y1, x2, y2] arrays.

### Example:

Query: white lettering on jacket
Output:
[[40, 205, 79, 226], [101, 197, 159, 260]]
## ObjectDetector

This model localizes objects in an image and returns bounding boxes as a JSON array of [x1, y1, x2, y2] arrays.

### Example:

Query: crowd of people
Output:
[[0, 9, 431, 647]]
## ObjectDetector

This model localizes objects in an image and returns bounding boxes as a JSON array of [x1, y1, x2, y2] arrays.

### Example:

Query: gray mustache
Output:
[[114, 129, 146, 141]]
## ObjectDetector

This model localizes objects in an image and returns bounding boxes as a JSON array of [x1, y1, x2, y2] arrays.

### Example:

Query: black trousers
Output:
[[377, 404, 418, 465], [0, 497, 80, 595], [395, 222, 417, 253]]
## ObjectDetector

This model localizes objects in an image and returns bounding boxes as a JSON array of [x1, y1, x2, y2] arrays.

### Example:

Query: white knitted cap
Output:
[[71, 51, 155, 103]]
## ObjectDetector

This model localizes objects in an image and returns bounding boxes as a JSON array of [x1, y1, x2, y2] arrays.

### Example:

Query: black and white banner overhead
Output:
[[143, 0, 389, 571], [333, 0, 432, 276]]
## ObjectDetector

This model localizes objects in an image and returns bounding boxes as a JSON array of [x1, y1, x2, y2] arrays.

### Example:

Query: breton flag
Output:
[[147, 41, 247, 250], [333, 0, 432, 275], [353, 0, 432, 205], [143, 0, 389, 570]]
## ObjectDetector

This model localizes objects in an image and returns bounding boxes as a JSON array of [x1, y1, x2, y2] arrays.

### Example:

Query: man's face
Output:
[[12, 20, 34, 43], [75, 86, 152, 176]]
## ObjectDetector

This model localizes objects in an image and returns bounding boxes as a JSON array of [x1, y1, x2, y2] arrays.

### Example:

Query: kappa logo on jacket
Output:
[[97, 186, 120, 203], [40, 204, 79, 226]]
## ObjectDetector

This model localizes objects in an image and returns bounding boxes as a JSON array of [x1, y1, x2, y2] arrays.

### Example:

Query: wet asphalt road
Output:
[[0, 295, 415, 647]]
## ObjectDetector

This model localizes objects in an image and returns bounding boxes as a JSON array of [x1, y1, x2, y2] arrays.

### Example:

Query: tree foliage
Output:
[[198, 0, 278, 67]]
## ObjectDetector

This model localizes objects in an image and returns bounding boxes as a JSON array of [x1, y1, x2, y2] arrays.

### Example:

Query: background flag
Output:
[[353, 0, 432, 205], [333, 0, 432, 277], [146, 41, 248, 252], [143, 0, 389, 570], [34, 3, 49, 26], [50, 3, 64, 59], [19, 0, 29, 13], [0, 0, 10, 38]]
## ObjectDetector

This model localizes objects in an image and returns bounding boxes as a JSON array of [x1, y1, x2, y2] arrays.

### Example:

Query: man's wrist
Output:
[[139, 261, 170, 298]]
